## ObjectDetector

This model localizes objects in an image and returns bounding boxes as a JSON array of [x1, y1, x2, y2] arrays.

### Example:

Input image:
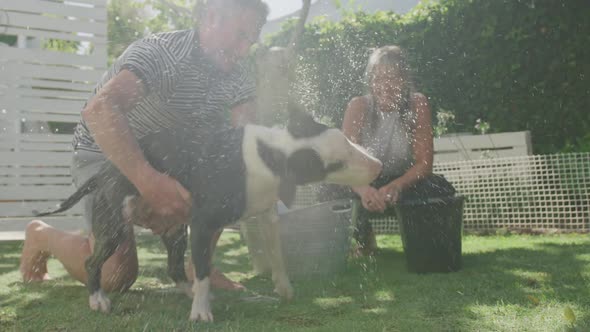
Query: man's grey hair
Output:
[[195, 0, 269, 25]]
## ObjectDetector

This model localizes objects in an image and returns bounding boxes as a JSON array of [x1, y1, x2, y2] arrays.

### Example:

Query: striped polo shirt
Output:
[[72, 29, 256, 153]]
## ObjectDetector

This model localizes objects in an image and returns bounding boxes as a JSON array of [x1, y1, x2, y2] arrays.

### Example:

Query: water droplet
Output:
[[1, 109, 6, 114]]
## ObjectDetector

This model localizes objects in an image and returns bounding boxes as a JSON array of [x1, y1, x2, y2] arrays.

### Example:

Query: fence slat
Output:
[[1, 176, 72, 185], [0, 47, 106, 69], [434, 131, 532, 162], [2, 78, 96, 93], [0, 185, 77, 200], [0, 0, 107, 21], [18, 112, 80, 123], [2, 11, 106, 36], [65, 0, 107, 6], [0, 202, 82, 217], [0, 27, 106, 44], [0, 152, 73, 165], [6, 97, 84, 114], [1, 63, 104, 83], [0, 168, 71, 176], [6, 87, 90, 100]]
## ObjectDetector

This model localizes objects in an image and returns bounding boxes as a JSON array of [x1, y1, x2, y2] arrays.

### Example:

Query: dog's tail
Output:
[[33, 175, 99, 217]]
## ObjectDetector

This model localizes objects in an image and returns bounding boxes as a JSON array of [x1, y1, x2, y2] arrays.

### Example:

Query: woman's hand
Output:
[[353, 185, 387, 213], [378, 181, 402, 206]]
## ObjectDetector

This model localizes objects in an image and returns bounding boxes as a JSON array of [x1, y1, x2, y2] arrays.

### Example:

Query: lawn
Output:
[[1, 232, 589, 331]]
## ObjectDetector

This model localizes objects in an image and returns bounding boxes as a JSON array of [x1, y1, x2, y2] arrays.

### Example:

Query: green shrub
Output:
[[268, 0, 590, 154]]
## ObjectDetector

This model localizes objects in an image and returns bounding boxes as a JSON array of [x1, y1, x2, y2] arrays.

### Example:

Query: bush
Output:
[[268, 0, 590, 154]]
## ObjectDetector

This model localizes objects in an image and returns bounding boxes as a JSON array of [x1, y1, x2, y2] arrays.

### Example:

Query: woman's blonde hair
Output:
[[364, 45, 415, 97], [364, 46, 417, 133]]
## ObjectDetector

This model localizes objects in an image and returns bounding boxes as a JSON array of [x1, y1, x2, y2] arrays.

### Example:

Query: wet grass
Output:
[[1, 232, 589, 331]]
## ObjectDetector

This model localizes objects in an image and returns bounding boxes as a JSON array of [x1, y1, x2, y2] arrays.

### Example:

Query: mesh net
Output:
[[293, 153, 590, 233]]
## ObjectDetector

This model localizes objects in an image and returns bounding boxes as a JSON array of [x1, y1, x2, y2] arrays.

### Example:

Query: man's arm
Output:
[[82, 70, 150, 186], [82, 69, 191, 218]]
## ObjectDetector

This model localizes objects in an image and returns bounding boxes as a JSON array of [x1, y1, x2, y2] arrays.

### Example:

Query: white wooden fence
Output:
[[0, 0, 107, 235], [433, 131, 532, 162]]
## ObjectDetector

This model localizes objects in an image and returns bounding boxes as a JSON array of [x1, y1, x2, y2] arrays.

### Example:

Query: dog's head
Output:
[[257, 104, 382, 207]]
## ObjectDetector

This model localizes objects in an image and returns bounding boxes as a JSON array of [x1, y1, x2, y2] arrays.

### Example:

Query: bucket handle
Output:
[[331, 202, 352, 213]]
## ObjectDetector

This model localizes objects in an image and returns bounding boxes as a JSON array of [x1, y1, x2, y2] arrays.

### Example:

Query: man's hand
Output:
[[353, 185, 387, 213], [136, 167, 192, 234]]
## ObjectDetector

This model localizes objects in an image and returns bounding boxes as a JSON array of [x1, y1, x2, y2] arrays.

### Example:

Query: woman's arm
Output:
[[342, 96, 368, 144], [343, 96, 387, 212], [380, 93, 433, 203]]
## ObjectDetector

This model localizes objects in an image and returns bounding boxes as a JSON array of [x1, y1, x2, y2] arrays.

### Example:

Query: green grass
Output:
[[1, 233, 589, 331]]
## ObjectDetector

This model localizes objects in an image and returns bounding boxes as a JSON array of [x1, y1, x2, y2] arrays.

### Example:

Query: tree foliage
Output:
[[107, 0, 195, 63], [268, 0, 590, 153]]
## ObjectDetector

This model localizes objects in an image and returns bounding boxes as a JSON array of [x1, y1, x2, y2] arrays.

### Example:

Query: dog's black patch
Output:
[[325, 161, 345, 174], [257, 139, 344, 185], [257, 139, 288, 178], [256, 139, 298, 207], [287, 104, 329, 139], [256, 141, 336, 208], [287, 149, 328, 184]]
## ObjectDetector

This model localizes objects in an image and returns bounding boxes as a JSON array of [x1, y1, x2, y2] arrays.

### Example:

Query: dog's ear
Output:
[[257, 139, 297, 208], [287, 103, 328, 139]]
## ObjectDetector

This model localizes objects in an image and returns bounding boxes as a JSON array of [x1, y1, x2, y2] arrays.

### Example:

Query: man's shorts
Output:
[[70, 149, 106, 231]]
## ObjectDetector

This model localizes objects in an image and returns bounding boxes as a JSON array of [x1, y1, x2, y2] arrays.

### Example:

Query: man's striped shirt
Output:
[[72, 29, 256, 152]]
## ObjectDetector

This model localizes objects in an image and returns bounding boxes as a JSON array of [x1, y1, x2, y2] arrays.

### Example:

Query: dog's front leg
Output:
[[189, 222, 215, 322], [259, 208, 293, 300]]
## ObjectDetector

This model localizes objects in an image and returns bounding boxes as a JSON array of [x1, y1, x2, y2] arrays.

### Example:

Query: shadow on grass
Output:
[[135, 231, 252, 284], [234, 236, 590, 331]]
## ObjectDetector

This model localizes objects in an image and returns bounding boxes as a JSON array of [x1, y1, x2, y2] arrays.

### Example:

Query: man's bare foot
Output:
[[186, 260, 246, 291], [20, 220, 51, 282], [210, 268, 245, 291]]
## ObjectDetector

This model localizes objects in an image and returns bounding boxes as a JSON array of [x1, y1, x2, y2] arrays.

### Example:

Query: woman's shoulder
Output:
[[343, 95, 372, 132], [347, 95, 371, 114], [411, 91, 428, 104], [410, 92, 430, 114], [349, 95, 371, 107]]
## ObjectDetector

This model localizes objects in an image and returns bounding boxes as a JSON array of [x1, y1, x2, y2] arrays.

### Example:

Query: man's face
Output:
[[201, 6, 263, 72]]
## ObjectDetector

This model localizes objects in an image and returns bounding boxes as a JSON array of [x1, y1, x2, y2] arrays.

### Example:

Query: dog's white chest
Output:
[[244, 178, 278, 218]]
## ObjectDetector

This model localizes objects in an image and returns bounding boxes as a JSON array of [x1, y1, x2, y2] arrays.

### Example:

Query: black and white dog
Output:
[[35, 105, 382, 322]]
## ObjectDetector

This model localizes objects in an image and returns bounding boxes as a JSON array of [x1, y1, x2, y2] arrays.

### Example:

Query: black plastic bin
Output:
[[395, 195, 465, 273]]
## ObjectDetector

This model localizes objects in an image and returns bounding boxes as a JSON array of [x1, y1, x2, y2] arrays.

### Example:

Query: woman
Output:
[[320, 45, 455, 254]]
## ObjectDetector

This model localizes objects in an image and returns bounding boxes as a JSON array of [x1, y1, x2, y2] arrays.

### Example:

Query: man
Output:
[[19, 0, 268, 292]]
